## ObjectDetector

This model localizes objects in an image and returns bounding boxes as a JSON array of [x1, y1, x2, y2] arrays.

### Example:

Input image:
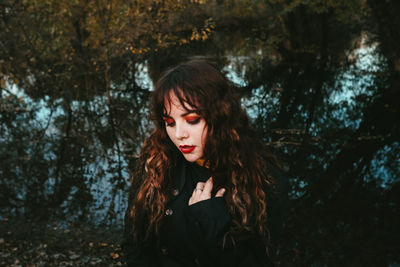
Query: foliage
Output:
[[1, 0, 399, 265]]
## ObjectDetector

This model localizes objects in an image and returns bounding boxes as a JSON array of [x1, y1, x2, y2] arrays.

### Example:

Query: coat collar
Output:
[[173, 158, 187, 194], [171, 158, 211, 197]]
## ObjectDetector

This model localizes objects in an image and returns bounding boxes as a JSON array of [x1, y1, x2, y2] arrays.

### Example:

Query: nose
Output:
[[175, 122, 188, 140]]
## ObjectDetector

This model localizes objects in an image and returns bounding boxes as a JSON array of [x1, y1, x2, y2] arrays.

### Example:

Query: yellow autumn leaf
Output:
[[111, 252, 120, 259]]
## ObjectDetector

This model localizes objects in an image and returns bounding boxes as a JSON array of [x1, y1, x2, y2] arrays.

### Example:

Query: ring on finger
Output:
[[194, 187, 203, 192]]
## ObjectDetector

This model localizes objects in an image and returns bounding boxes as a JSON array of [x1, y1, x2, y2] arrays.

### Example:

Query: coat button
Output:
[[172, 189, 179, 196], [161, 246, 168, 255], [165, 208, 173, 216]]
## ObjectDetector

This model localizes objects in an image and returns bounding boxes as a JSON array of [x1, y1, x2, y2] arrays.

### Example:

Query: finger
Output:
[[193, 182, 205, 195], [215, 188, 226, 198], [188, 196, 194, 206], [195, 182, 205, 190], [193, 188, 203, 195], [202, 177, 213, 198]]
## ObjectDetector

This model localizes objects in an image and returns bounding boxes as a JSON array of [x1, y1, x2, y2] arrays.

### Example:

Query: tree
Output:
[[0, 0, 399, 265]]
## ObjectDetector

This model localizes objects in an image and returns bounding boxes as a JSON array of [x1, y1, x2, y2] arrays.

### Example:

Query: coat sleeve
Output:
[[183, 170, 287, 267], [184, 197, 230, 252], [121, 174, 159, 267], [184, 197, 274, 267]]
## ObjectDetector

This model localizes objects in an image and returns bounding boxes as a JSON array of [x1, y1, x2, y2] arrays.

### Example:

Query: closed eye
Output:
[[164, 117, 175, 127], [186, 117, 201, 125]]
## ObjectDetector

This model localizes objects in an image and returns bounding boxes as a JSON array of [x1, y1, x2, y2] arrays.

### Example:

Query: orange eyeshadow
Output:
[[163, 117, 174, 124], [184, 115, 200, 121]]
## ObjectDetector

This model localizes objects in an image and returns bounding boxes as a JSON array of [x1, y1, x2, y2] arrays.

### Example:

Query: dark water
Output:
[[1, 1, 399, 265]]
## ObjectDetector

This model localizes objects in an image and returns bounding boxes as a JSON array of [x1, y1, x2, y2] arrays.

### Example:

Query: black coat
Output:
[[122, 159, 284, 267]]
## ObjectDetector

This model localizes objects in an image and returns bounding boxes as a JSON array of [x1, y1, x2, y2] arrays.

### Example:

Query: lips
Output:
[[179, 145, 195, 153]]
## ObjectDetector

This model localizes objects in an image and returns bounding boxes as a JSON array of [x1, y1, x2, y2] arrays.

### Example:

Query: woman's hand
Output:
[[188, 177, 225, 206]]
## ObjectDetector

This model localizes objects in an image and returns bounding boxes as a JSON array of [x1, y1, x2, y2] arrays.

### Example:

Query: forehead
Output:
[[163, 90, 195, 115]]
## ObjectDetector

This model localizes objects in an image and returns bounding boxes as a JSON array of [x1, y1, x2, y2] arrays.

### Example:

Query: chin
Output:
[[183, 154, 201, 162]]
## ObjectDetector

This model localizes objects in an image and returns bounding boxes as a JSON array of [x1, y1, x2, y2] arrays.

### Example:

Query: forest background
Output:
[[1, 0, 399, 266]]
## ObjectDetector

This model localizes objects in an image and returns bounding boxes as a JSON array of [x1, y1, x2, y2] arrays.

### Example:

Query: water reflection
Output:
[[1, 1, 399, 264], [2, 43, 395, 227]]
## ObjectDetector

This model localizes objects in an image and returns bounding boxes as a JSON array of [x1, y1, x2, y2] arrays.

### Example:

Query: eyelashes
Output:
[[163, 116, 201, 127], [186, 117, 200, 125], [164, 118, 175, 127]]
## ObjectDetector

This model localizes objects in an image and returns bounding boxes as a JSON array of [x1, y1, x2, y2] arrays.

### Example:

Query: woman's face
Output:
[[163, 91, 207, 162]]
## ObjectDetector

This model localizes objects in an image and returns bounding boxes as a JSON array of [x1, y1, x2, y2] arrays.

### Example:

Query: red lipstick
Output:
[[179, 145, 195, 153]]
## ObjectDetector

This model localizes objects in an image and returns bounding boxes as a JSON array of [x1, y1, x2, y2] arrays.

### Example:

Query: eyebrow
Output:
[[162, 110, 199, 118]]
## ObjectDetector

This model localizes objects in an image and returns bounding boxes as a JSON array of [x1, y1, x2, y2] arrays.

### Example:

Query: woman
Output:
[[122, 60, 284, 267]]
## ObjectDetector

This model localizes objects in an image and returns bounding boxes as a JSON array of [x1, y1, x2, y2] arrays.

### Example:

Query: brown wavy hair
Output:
[[130, 60, 276, 245]]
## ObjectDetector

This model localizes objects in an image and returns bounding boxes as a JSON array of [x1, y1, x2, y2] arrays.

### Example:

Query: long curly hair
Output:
[[130, 60, 276, 245]]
